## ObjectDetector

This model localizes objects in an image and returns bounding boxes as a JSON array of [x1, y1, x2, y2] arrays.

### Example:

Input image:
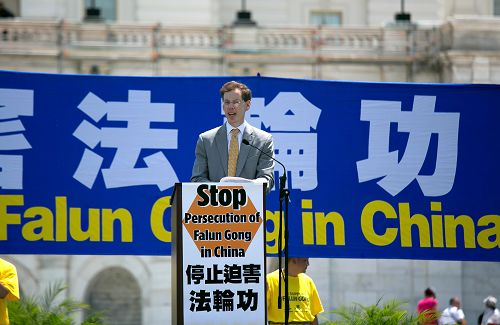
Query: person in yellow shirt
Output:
[[0, 258, 20, 325], [267, 257, 324, 325]]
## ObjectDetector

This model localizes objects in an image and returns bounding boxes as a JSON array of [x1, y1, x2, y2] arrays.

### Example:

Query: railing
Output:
[[157, 26, 222, 49], [0, 20, 60, 55], [0, 19, 443, 60], [255, 27, 315, 52], [315, 27, 382, 53]]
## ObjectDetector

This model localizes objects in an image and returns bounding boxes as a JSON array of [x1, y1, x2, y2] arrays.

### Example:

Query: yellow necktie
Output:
[[228, 128, 240, 177]]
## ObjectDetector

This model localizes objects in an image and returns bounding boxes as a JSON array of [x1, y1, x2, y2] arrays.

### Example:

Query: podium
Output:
[[171, 182, 267, 325]]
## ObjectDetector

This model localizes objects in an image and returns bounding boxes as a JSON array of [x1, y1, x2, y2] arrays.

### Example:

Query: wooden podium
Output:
[[171, 182, 267, 325]]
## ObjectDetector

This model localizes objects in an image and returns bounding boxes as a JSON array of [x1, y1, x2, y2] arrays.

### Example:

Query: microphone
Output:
[[243, 138, 290, 314], [242, 138, 287, 191]]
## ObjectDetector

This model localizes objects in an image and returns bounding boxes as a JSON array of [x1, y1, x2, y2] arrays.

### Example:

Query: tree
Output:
[[321, 299, 437, 325], [7, 282, 105, 325]]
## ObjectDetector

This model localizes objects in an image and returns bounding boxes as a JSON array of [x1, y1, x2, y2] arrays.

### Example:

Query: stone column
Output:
[[38, 255, 69, 303]]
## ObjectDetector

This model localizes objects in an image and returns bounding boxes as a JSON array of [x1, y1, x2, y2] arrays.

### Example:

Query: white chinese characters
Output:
[[73, 90, 178, 190], [0, 88, 34, 189], [357, 95, 460, 196]]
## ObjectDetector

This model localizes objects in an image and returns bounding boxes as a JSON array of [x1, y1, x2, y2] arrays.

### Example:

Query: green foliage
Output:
[[7, 282, 105, 325], [320, 298, 436, 325]]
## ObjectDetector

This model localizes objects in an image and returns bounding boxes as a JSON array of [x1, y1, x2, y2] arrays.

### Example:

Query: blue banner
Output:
[[0, 70, 498, 261]]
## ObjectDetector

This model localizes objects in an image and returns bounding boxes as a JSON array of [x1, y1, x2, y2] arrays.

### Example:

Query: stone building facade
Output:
[[1, 0, 500, 324]]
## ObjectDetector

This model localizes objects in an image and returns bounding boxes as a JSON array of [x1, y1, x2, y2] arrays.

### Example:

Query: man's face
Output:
[[223, 88, 250, 128], [295, 258, 309, 273]]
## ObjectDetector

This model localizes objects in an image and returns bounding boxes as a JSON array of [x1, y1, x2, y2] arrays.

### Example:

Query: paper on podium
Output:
[[219, 176, 253, 183]]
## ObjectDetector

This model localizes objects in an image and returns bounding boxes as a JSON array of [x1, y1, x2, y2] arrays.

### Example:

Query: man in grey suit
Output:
[[191, 81, 275, 193]]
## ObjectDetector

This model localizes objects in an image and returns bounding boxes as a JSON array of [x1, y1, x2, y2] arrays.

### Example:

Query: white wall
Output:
[[17, 0, 471, 26], [21, 0, 81, 20]]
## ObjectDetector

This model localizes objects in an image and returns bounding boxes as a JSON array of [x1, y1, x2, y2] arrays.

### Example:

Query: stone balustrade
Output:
[[157, 26, 222, 49], [0, 19, 442, 59], [0, 20, 60, 56]]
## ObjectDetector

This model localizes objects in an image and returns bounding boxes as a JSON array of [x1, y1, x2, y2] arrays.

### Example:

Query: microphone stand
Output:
[[278, 171, 290, 325], [241, 139, 290, 324]]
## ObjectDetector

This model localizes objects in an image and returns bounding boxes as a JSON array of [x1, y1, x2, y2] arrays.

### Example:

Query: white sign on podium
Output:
[[172, 182, 267, 325]]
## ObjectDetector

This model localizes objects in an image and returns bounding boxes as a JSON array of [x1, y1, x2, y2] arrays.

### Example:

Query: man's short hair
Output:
[[220, 81, 252, 102]]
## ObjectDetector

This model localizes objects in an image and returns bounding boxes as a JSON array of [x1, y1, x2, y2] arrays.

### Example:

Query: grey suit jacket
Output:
[[191, 123, 275, 192]]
